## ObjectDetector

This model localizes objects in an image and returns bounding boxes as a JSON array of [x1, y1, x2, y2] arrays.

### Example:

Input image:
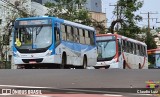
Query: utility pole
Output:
[[140, 12, 158, 33], [109, 3, 119, 32]]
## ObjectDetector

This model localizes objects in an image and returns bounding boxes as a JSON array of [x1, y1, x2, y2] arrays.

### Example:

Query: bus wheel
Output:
[[123, 61, 126, 69], [139, 63, 141, 69], [61, 54, 66, 69], [82, 56, 87, 69]]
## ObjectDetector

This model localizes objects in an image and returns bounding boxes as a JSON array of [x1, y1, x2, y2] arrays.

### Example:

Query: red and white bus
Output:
[[147, 48, 160, 69], [95, 34, 148, 69]]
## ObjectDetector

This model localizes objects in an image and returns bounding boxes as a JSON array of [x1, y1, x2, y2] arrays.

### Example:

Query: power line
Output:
[[109, 3, 120, 32], [140, 12, 158, 33]]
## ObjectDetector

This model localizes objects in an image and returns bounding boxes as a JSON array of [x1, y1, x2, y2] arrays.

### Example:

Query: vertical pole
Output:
[[148, 12, 150, 34], [116, 5, 119, 32]]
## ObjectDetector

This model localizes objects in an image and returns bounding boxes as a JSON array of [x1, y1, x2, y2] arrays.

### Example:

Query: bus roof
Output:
[[96, 33, 147, 46], [147, 48, 160, 52], [64, 20, 95, 31], [15, 16, 95, 31]]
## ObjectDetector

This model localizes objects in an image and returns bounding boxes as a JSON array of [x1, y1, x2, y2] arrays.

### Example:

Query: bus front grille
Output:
[[22, 58, 43, 63]]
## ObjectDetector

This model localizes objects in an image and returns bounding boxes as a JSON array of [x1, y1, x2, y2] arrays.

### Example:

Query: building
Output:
[[32, 0, 102, 13], [85, 0, 102, 13], [89, 11, 107, 34]]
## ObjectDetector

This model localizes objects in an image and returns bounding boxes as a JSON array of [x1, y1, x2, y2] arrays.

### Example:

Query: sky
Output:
[[102, 0, 160, 28]]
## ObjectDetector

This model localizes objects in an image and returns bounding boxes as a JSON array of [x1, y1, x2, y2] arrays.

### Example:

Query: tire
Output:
[[61, 54, 66, 69], [123, 61, 126, 69], [82, 56, 87, 69], [105, 65, 110, 69], [139, 64, 141, 69]]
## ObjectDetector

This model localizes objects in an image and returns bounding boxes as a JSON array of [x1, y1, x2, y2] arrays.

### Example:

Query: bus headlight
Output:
[[13, 52, 20, 57], [46, 50, 52, 56]]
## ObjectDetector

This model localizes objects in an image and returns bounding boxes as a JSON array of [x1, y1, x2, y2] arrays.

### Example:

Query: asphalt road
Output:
[[0, 69, 159, 97]]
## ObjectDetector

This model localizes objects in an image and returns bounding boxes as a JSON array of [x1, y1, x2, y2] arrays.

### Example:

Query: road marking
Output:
[[104, 94, 123, 96], [0, 85, 54, 89], [25, 94, 124, 97], [26, 95, 51, 97]]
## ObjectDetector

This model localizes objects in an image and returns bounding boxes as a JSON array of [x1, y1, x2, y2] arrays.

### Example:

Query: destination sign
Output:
[[96, 36, 116, 41], [18, 19, 52, 25]]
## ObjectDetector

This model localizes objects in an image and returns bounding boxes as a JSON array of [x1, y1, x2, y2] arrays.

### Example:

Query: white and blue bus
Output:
[[12, 17, 97, 69]]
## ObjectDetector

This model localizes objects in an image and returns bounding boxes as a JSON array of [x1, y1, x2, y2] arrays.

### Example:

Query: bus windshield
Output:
[[14, 26, 52, 49], [97, 40, 116, 61]]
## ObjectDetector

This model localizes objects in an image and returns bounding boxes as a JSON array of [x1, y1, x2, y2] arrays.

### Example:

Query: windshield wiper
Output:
[[35, 26, 43, 41]]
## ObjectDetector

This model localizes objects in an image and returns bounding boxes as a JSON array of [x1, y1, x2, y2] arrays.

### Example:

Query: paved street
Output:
[[0, 69, 160, 88], [0, 69, 159, 97]]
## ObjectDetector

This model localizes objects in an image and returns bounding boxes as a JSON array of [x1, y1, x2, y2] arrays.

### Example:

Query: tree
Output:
[[141, 27, 157, 50], [112, 0, 143, 38], [136, 27, 157, 50], [45, 0, 107, 34], [145, 32, 157, 50], [91, 19, 106, 34], [0, 0, 34, 68], [45, 0, 91, 25]]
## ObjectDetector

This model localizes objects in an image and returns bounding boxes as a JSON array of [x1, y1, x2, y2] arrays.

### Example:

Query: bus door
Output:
[[118, 39, 123, 68], [54, 22, 60, 47]]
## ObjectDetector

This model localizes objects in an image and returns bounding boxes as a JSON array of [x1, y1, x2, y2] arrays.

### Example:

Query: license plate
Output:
[[29, 61, 37, 64]]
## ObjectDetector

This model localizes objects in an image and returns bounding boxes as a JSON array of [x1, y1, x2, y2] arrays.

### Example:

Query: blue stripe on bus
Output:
[[48, 44, 55, 55], [61, 41, 95, 52], [13, 47, 17, 56], [16, 17, 64, 23]]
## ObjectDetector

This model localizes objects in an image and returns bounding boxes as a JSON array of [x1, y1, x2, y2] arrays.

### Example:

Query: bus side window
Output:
[[54, 24, 60, 46], [79, 29, 85, 44], [130, 42, 133, 54], [122, 40, 125, 52], [140, 45, 143, 56], [137, 45, 140, 55], [144, 46, 147, 56], [61, 24, 66, 41], [125, 41, 127, 52], [85, 30, 90, 45], [128, 42, 131, 53], [67, 26, 73, 41], [142, 45, 144, 56], [133, 43, 136, 55], [90, 31, 95, 45], [73, 27, 79, 43], [143, 46, 146, 56], [142, 45, 145, 56], [126, 41, 129, 53]]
